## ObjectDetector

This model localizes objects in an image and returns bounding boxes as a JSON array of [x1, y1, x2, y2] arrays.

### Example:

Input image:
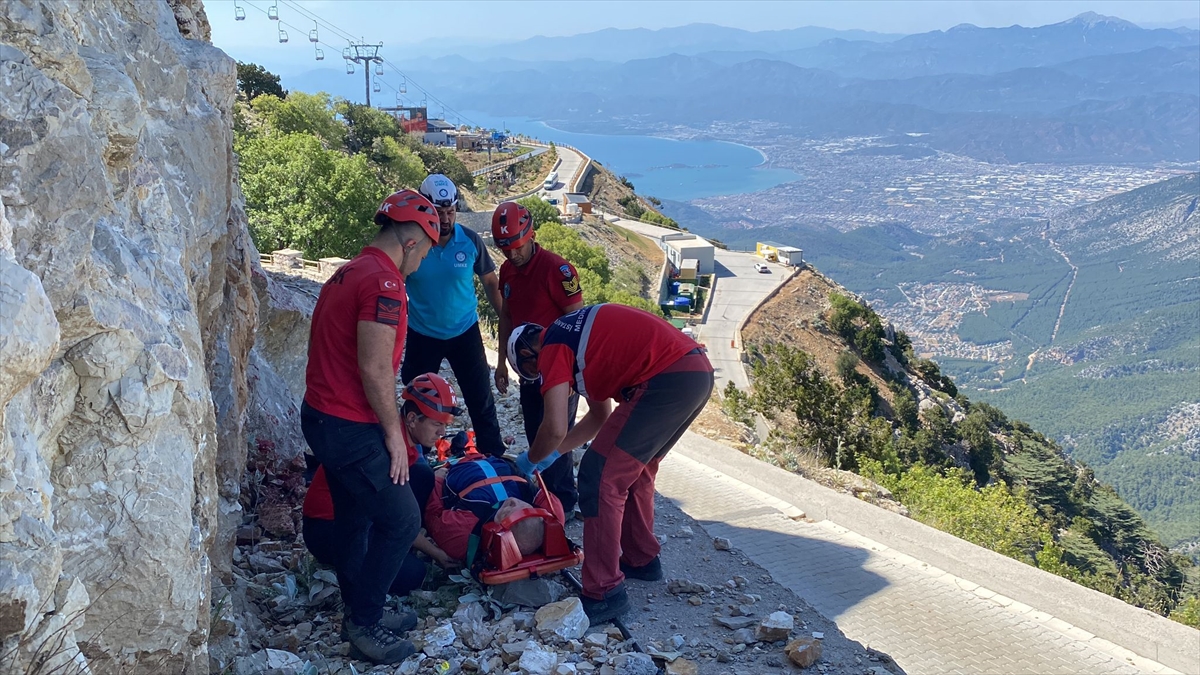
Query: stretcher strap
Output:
[[456, 473, 527, 503]]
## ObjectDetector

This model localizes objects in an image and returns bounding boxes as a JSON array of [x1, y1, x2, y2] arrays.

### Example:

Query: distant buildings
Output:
[[662, 232, 714, 276], [756, 241, 804, 266]]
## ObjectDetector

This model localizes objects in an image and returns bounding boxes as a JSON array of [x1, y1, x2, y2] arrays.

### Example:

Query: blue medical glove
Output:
[[534, 450, 561, 473], [513, 451, 536, 479]]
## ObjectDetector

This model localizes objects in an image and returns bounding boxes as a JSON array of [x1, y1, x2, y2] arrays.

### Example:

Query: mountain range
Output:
[[285, 13, 1200, 165]]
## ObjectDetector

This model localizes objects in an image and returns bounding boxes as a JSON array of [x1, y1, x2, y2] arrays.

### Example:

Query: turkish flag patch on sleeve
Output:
[[375, 296, 403, 325]]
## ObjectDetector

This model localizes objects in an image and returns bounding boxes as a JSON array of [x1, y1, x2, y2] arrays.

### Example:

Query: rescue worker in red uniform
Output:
[[303, 374, 465, 602], [301, 189, 438, 664], [506, 304, 714, 623], [490, 201, 585, 512]]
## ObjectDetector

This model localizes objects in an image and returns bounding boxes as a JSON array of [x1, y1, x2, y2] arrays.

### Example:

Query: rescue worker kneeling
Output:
[[424, 452, 568, 574]]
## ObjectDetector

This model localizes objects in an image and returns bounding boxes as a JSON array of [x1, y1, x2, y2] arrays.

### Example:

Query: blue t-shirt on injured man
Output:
[[406, 223, 495, 340]]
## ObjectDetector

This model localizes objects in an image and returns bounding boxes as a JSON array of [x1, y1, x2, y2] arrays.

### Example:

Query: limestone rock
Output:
[[423, 622, 458, 656], [518, 643, 559, 675], [732, 628, 757, 645], [785, 638, 822, 668], [234, 649, 304, 674], [666, 579, 710, 595], [0, 0, 256, 670], [715, 616, 757, 630], [665, 658, 699, 675], [613, 652, 657, 675], [536, 598, 590, 641], [501, 641, 533, 664], [492, 577, 567, 607], [755, 611, 794, 643]]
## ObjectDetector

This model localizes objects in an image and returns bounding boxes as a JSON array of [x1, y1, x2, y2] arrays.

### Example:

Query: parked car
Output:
[[547, 198, 559, 205], [753, 262, 770, 273]]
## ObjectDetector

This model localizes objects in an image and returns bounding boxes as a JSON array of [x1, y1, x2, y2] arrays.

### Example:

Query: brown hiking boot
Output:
[[345, 618, 415, 664]]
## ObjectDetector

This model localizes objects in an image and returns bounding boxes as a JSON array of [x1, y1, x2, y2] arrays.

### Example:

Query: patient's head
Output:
[[496, 497, 546, 556]]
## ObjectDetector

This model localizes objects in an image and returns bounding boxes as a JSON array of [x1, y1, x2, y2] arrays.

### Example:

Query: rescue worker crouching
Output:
[[490, 201, 585, 513], [507, 304, 714, 624], [300, 189, 438, 664]]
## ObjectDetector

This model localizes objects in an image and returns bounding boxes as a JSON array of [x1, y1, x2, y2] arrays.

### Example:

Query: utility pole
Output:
[[344, 42, 383, 106]]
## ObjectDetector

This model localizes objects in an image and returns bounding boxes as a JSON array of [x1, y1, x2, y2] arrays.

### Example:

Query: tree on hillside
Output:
[[237, 132, 387, 259], [517, 196, 561, 229], [536, 222, 609, 283], [236, 62, 286, 100], [405, 141, 474, 189], [338, 102, 401, 155], [372, 136, 427, 189], [250, 92, 344, 149]]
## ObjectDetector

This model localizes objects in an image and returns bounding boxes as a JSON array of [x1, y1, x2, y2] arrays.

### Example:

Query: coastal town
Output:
[[654, 121, 1191, 235]]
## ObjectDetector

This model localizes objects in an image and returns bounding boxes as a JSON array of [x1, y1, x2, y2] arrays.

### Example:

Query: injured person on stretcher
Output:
[[426, 452, 583, 584]]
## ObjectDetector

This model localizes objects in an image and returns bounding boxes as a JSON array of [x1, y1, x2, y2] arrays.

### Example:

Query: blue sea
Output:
[[459, 112, 799, 202]]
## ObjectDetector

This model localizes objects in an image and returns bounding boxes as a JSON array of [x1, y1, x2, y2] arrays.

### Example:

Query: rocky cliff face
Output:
[[0, 1, 256, 671]]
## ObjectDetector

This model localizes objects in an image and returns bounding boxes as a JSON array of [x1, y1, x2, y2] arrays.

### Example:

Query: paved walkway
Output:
[[655, 447, 1182, 675]]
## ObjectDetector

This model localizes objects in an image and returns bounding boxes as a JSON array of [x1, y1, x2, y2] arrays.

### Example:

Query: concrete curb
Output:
[[672, 431, 1200, 675]]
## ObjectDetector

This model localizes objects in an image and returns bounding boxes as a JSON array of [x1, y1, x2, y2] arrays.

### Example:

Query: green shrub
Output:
[[863, 462, 1047, 563]]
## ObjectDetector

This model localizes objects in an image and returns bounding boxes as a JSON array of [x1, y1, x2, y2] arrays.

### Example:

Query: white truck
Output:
[[543, 171, 558, 190]]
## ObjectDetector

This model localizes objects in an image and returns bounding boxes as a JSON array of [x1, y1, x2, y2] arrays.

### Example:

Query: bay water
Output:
[[459, 112, 798, 202]]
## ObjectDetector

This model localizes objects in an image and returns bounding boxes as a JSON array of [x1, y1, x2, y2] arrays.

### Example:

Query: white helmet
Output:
[[419, 174, 458, 208], [507, 323, 545, 383]]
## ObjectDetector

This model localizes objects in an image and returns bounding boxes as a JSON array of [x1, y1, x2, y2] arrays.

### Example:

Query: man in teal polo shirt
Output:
[[402, 174, 507, 457]]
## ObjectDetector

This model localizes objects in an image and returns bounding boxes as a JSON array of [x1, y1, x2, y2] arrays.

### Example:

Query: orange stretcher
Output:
[[469, 471, 584, 584]]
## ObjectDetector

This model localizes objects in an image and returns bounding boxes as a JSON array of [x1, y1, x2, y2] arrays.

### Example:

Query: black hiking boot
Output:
[[620, 555, 663, 581], [380, 606, 418, 634], [341, 607, 418, 641], [344, 618, 415, 664], [580, 585, 630, 625]]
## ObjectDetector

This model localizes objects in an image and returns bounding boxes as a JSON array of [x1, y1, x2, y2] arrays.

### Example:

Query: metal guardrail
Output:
[[469, 146, 546, 177]]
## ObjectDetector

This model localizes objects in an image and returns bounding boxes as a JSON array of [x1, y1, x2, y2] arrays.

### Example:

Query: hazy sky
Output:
[[209, 0, 1200, 71]]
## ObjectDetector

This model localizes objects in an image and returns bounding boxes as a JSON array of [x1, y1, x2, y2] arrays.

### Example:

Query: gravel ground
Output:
[[559, 495, 900, 675]]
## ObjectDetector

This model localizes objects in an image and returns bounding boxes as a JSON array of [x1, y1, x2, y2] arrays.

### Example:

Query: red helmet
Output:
[[377, 189, 439, 244], [491, 202, 534, 250], [402, 373, 463, 424]]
